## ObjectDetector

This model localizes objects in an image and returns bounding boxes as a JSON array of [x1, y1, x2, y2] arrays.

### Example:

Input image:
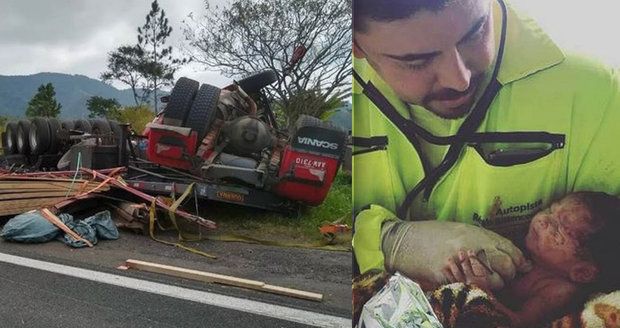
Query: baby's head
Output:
[[525, 192, 620, 289]]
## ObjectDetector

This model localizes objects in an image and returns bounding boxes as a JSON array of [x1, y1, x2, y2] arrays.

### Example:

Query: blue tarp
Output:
[[1, 210, 119, 247]]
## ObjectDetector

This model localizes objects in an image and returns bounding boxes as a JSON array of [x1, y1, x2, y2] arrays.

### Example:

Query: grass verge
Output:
[[190, 170, 352, 249]]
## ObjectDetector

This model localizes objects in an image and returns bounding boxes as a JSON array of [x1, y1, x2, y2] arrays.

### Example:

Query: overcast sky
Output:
[[0, 0, 230, 89], [0, 0, 619, 91], [509, 0, 620, 68]]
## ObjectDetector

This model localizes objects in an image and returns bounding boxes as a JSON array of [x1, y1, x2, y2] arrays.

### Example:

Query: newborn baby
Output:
[[443, 192, 620, 327]]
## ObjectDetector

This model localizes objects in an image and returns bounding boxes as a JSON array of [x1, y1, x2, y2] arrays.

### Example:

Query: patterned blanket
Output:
[[353, 271, 620, 328]]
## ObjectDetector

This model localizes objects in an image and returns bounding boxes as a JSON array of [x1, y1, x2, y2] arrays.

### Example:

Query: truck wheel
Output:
[[47, 118, 62, 154], [74, 119, 92, 133], [108, 120, 123, 145], [16, 120, 32, 155], [29, 117, 51, 155], [185, 83, 220, 141], [61, 120, 75, 131], [163, 77, 199, 126], [91, 119, 112, 143], [237, 70, 277, 94], [0, 132, 5, 154], [4, 122, 18, 154]]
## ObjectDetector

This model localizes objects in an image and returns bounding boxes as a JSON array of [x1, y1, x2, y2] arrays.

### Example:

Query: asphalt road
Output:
[[0, 258, 319, 328], [0, 230, 351, 328]]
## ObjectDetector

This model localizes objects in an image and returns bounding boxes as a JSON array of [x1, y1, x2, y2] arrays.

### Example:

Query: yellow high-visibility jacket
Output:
[[353, 1, 620, 273]]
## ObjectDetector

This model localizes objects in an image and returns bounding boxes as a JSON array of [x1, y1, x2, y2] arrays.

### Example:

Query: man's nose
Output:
[[437, 48, 472, 92]]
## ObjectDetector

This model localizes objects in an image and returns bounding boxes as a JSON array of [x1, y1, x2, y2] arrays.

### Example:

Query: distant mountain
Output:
[[0, 72, 160, 119]]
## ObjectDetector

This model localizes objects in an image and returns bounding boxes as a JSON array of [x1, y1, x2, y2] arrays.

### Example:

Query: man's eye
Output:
[[404, 60, 431, 71], [464, 27, 485, 43]]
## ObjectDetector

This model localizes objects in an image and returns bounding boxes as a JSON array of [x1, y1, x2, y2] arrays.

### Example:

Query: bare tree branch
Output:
[[182, 0, 351, 129]]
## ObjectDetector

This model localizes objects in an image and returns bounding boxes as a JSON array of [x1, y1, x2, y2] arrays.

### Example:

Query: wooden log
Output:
[[124, 259, 323, 302]]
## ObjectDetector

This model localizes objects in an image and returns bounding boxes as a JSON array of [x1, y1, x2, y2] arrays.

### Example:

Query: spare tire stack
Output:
[[2, 117, 125, 166]]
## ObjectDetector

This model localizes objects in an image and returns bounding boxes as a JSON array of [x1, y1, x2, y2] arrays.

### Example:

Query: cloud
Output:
[[0, 0, 230, 87]]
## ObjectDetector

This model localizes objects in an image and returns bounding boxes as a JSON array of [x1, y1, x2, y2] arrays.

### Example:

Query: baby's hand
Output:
[[442, 250, 504, 291]]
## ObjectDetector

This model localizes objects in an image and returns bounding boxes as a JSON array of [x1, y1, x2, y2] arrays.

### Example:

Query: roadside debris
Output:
[[40, 208, 94, 247], [0, 167, 216, 254], [0, 174, 111, 216], [120, 258, 324, 302], [1, 209, 119, 247], [108, 202, 149, 234], [82, 167, 216, 230], [319, 223, 351, 243]]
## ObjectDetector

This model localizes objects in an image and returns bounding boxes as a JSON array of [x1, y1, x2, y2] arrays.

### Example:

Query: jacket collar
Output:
[[495, 0, 565, 85]]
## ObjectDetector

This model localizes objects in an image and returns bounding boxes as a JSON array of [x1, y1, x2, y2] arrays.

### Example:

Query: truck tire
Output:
[[0, 132, 5, 153], [163, 77, 199, 126], [108, 120, 123, 146], [47, 118, 62, 154], [61, 120, 75, 131], [4, 122, 18, 154], [29, 117, 51, 155], [237, 70, 277, 94], [16, 120, 32, 155], [91, 119, 112, 144], [74, 119, 92, 133], [185, 83, 220, 141]]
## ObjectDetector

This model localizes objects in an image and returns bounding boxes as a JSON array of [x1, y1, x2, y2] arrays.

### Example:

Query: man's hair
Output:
[[353, 0, 452, 33], [572, 191, 620, 292]]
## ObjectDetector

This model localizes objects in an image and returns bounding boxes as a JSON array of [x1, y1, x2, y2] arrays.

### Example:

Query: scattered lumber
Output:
[[82, 168, 216, 230], [0, 174, 110, 217], [0, 197, 66, 217], [123, 259, 324, 302]]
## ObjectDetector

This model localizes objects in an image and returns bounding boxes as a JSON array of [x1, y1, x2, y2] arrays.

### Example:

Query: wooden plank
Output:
[[0, 181, 109, 189], [0, 188, 67, 194], [0, 197, 66, 216], [261, 284, 324, 301], [124, 259, 323, 302], [0, 191, 77, 201], [0, 177, 88, 183]]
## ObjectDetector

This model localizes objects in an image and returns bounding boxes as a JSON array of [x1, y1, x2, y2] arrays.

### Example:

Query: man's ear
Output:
[[569, 262, 599, 283], [353, 40, 366, 59]]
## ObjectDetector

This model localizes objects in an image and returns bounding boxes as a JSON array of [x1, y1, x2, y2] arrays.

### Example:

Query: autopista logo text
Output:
[[473, 199, 543, 227]]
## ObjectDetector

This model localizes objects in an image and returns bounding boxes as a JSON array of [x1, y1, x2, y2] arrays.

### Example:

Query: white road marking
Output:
[[0, 252, 349, 328]]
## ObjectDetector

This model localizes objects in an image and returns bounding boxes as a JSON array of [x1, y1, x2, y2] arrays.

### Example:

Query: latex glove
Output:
[[443, 249, 504, 291], [381, 220, 532, 291]]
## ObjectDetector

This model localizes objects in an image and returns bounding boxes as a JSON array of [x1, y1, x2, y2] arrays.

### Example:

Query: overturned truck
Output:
[[1, 71, 348, 214]]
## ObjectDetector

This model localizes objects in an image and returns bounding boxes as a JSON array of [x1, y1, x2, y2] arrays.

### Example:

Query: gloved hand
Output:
[[381, 220, 532, 290]]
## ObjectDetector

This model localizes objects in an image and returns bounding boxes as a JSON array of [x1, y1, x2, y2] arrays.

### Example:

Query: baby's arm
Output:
[[444, 253, 578, 327], [494, 280, 577, 327]]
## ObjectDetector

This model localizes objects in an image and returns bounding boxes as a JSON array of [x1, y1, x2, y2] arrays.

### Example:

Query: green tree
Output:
[[87, 96, 122, 120], [101, 45, 149, 106], [118, 105, 155, 134], [183, 0, 351, 129], [26, 83, 62, 117], [275, 88, 346, 133], [137, 0, 188, 111]]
